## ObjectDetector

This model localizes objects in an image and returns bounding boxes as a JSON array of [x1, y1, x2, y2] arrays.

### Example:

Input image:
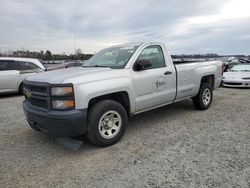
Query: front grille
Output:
[[224, 82, 242, 85], [23, 81, 50, 111], [24, 85, 47, 96], [28, 97, 49, 109], [29, 85, 47, 94]]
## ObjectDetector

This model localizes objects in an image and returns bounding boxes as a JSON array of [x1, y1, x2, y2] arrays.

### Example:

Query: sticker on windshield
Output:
[[120, 46, 136, 50], [128, 50, 135, 53]]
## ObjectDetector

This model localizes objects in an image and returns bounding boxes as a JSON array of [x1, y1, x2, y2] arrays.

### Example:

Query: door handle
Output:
[[164, 71, 172, 75]]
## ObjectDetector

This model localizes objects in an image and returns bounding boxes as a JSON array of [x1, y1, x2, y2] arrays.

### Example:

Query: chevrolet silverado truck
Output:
[[23, 42, 223, 147]]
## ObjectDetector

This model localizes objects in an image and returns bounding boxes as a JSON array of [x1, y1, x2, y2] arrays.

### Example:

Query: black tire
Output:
[[192, 83, 213, 110], [220, 80, 224, 87], [87, 100, 128, 147], [19, 82, 24, 94]]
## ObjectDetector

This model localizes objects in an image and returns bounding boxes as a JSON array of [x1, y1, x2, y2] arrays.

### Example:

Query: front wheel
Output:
[[87, 100, 128, 147], [192, 83, 213, 110]]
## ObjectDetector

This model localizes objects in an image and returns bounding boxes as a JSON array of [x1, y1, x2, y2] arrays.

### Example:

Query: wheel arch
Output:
[[88, 91, 131, 117], [200, 75, 215, 90]]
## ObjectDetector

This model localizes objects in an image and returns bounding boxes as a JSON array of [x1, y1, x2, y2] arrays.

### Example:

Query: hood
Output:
[[25, 67, 115, 84], [223, 71, 250, 79]]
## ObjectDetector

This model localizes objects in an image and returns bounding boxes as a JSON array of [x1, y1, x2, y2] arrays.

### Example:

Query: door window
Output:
[[137, 45, 165, 69], [0, 60, 17, 71], [17, 61, 39, 70]]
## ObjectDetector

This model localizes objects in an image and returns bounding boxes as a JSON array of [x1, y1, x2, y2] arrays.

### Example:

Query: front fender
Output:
[[73, 77, 135, 113]]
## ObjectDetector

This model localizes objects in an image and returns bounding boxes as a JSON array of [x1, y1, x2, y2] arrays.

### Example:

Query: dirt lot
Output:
[[0, 88, 249, 187]]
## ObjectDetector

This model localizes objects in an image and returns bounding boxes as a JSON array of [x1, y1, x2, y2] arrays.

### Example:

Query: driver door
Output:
[[131, 45, 176, 112]]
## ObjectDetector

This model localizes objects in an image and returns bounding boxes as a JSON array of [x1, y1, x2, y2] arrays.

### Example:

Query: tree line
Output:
[[171, 53, 250, 59], [0, 49, 93, 61]]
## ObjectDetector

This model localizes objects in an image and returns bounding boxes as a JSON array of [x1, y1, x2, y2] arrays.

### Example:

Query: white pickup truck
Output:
[[23, 42, 223, 147]]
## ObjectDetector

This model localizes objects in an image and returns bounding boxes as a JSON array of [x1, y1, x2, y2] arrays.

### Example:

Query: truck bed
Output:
[[174, 61, 222, 100]]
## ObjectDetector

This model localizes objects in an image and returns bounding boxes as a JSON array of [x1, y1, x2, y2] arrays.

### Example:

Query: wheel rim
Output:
[[202, 88, 211, 106], [98, 110, 122, 139]]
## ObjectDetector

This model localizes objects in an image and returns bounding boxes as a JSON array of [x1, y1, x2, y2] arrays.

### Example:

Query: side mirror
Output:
[[134, 59, 152, 71]]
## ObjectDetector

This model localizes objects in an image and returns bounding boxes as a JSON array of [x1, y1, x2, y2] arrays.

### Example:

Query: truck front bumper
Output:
[[23, 102, 88, 137]]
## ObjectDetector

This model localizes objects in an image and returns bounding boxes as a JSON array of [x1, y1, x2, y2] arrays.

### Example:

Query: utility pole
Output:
[[73, 35, 76, 55]]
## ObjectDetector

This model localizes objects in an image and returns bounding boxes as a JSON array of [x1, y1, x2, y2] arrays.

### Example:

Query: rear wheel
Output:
[[192, 83, 213, 110], [19, 82, 24, 94], [87, 100, 127, 147]]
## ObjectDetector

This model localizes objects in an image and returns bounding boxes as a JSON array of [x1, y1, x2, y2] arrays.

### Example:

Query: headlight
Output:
[[223, 76, 225, 79], [52, 100, 75, 110], [51, 86, 73, 96], [242, 77, 250, 80]]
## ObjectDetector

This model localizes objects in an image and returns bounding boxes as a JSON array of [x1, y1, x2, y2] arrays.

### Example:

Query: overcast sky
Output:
[[0, 0, 249, 54]]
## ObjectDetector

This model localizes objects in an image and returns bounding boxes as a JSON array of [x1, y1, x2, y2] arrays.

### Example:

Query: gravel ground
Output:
[[0, 88, 249, 188]]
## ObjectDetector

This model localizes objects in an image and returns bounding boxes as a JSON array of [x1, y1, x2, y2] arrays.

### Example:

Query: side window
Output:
[[17, 61, 39, 70], [74, 63, 82, 67], [137, 45, 165, 69], [0, 60, 17, 71]]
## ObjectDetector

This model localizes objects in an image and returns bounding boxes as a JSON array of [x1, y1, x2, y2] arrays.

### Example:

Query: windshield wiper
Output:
[[82, 65, 109, 68]]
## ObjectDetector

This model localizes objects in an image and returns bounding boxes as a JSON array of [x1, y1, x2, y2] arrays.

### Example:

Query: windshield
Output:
[[230, 64, 250, 72], [82, 45, 139, 69]]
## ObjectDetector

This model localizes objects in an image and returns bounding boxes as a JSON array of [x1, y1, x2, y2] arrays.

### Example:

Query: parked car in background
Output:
[[228, 57, 240, 65], [0, 57, 46, 94], [223, 64, 250, 88], [48, 61, 83, 71], [238, 58, 250, 64]]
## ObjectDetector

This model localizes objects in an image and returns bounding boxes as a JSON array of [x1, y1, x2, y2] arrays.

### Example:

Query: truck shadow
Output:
[[0, 93, 23, 99], [128, 99, 194, 127]]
